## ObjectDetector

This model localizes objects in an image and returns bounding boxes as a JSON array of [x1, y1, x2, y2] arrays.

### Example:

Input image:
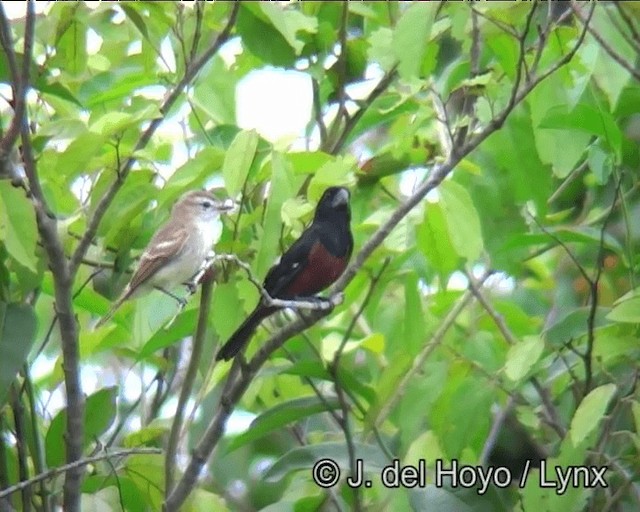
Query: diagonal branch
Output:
[[328, 66, 398, 155], [573, 4, 640, 83], [0, 448, 162, 500], [166, 5, 595, 508]]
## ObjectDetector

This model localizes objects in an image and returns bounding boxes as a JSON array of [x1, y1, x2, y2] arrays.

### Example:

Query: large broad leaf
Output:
[[236, 5, 296, 67], [53, 130, 107, 181], [569, 384, 616, 447], [539, 103, 623, 159], [418, 201, 459, 279], [392, 3, 436, 79], [0, 181, 39, 273], [192, 55, 237, 126], [439, 180, 484, 263], [504, 336, 544, 383], [280, 360, 376, 405], [124, 454, 164, 512], [545, 307, 610, 346], [254, 151, 296, 278], [226, 396, 341, 452], [607, 297, 640, 324], [264, 442, 389, 483], [222, 130, 259, 196], [138, 308, 200, 358], [0, 302, 37, 407], [504, 227, 626, 259], [46, 387, 118, 467], [258, 3, 318, 55]]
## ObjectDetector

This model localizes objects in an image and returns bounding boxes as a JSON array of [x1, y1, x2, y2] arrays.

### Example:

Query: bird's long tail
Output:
[[95, 286, 133, 328], [216, 305, 278, 361], [95, 296, 125, 328]]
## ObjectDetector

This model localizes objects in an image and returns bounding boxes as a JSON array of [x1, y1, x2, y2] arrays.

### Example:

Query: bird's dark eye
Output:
[[202, 200, 213, 209]]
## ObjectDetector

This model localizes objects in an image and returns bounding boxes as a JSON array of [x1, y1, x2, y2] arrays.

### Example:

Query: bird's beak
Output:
[[218, 199, 238, 213], [332, 188, 350, 208]]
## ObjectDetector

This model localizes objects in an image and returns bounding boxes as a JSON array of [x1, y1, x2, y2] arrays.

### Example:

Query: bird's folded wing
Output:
[[127, 225, 189, 292], [263, 226, 319, 297]]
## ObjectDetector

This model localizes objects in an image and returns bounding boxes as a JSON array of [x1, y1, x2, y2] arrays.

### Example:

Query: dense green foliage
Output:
[[1, 2, 640, 511]]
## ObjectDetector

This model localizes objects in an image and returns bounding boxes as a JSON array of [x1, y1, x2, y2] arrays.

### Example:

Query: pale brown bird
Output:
[[96, 190, 234, 327]]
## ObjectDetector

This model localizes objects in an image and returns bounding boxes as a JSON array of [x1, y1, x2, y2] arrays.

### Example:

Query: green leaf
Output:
[[120, 4, 150, 40], [54, 4, 87, 76], [124, 454, 164, 511], [287, 151, 333, 176], [546, 307, 610, 345], [539, 103, 622, 158], [82, 71, 160, 108], [163, 147, 226, 191], [368, 27, 395, 71], [46, 387, 118, 467], [264, 442, 388, 483], [259, 3, 318, 54], [392, 3, 435, 79], [439, 180, 483, 262], [89, 105, 161, 137], [191, 55, 237, 125], [588, 144, 614, 185], [307, 155, 354, 200], [418, 201, 459, 278], [227, 396, 340, 452], [504, 336, 544, 382], [222, 130, 259, 196], [54, 131, 107, 180], [607, 297, 640, 324], [138, 308, 200, 358], [430, 363, 493, 457], [123, 425, 166, 448], [364, 351, 415, 431], [0, 181, 39, 273], [504, 227, 625, 259], [528, 73, 591, 179], [280, 361, 376, 404], [404, 273, 426, 353], [569, 384, 616, 446], [255, 152, 295, 278], [237, 5, 296, 66], [0, 303, 37, 407]]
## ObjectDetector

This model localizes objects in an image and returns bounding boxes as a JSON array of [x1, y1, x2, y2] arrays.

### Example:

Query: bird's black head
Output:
[[314, 186, 351, 223]]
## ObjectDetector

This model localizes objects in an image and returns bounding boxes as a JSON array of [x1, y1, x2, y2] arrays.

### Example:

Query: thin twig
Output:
[[480, 396, 517, 466], [573, 4, 640, 82], [464, 270, 566, 438], [374, 271, 493, 429], [213, 254, 342, 311], [0, 448, 162, 499], [326, 260, 389, 512], [614, 3, 640, 42], [9, 386, 31, 512], [311, 77, 327, 145], [22, 365, 51, 512], [584, 175, 623, 393], [165, 278, 214, 495], [604, 7, 640, 55], [329, 66, 398, 155]]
